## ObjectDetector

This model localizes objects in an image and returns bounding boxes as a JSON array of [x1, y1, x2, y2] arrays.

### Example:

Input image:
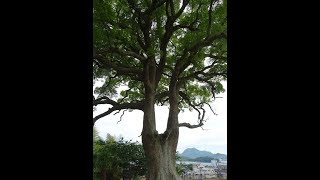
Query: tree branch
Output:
[[117, 109, 128, 124], [116, 48, 146, 62], [118, 87, 133, 103], [155, 0, 192, 86], [93, 53, 143, 77], [93, 96, 118, 106], [204, 54, 227, 61], [135, 31, 147, 51], [105, 18, 131, 30], [205, 102, 217, 115], [174, 32, 227, 76], [179, 66, 226, 85], [93, 107, 118, 124], [160, 97, 169, 105], [169, 0, 175, 16], [162, 71, 172, 78], [155, 0, 193, 85], [113, 110, 121, 115], [192, 32, 227, 53], [177, 56, 226, 89], [173, 0, 190, 20], [178, 122, 203, 129], [173, 24, 199, 31], [126, 0, 141, 13], [165, 0, 170, 17], [194, 76, 220, 98], [99, 47, 146, 62], [207, 0, 218, 37], [178, 91, 200, 113], [179, 108, 206, 129], [174, 12, 202, 32], [93, 101, 144, 124], [155, 91, 170, 102], [145, 0, 167, 14], [127, 0, 151, 48]]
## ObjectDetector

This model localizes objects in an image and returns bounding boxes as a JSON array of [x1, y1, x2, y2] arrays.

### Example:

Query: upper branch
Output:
[[192, 32, 227, 53], [193, 76, 222, 98], [127, 0, 152, 48], [178, 61, 227, 85], [207, 0, 218, 36], [173, 2, 202, 33], [93, 50, 143, 78], [113, 48, 146, 62], [174, 32, 227, 75], [126, 0, 141, 12], [145, 0, 167, 14], [173, 0, 190, 20], [155, 0, 192, 85], [169, 0, 175, 16], [173, 24, 199, 31]]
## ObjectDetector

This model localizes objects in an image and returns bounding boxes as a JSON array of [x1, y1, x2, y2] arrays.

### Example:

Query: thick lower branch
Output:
[[93, 107, 117, 124], [93, 96, 117, 106], [166, 75, 180, 130], [93, 101, 144, 124]]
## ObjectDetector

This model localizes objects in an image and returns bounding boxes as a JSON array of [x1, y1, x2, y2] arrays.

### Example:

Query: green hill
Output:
[[179, 148, 227, 162]]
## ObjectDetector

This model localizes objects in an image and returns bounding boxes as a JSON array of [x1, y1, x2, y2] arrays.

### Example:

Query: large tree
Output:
[[93, 0, 227, 179]]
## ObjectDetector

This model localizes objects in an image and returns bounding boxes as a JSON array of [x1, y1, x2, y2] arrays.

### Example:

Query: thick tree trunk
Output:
[[100, 169, 107, 180], [141, 58, 181, 179], [141, 89, 181, 179], [142, 128, 180, 180]]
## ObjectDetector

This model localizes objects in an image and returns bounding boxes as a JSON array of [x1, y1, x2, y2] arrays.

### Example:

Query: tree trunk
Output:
[[141, 91, 181, 179], [142, 128, 181, 180], [141, 58, 181, 179], [101, 169, 107, 180]]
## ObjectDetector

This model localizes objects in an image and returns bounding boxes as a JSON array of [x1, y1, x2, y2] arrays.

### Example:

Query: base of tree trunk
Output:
[[143, 130, 181, 180]]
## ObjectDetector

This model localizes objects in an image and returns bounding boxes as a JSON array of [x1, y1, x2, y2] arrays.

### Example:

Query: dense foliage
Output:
[[93, 0, 227, 125], [93, 130, 147, 180]]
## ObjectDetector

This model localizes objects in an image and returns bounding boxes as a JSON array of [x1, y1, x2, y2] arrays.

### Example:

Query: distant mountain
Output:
[[180, 148, 227, 161]]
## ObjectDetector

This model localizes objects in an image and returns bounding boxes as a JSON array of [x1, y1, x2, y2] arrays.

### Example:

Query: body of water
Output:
[[177, 161, 214, 166]]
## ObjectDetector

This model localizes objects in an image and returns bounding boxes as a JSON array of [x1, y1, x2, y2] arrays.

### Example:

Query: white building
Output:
[[192, 164, 217, 177], [211, 159, 218, 167]]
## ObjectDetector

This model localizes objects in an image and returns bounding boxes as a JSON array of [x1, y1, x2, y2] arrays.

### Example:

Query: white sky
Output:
[[94, 81, 227, 155]]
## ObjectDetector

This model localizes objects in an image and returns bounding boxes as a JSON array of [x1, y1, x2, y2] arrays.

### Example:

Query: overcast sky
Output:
[[94, 81, 227, 155]]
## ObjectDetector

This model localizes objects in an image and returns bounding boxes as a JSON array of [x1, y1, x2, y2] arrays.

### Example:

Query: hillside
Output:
[[180, 148, 227, 161]]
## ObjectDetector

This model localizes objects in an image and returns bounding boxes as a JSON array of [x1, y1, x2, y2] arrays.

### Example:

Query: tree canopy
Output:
[[93, 0, 227, 128], [93, 1, 227, 178]]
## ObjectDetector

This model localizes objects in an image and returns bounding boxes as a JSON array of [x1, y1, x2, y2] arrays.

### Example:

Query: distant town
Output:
[[177, 148, 227, 179]]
